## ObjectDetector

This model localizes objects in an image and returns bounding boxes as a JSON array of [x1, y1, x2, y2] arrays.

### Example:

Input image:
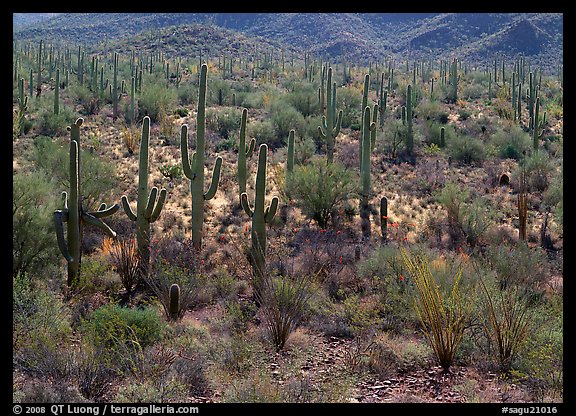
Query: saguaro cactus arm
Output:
[[204, 157, 223, 200], [53, 210, 73, 262], [240, 192, 254, 217], [265, 196, 279, 223]]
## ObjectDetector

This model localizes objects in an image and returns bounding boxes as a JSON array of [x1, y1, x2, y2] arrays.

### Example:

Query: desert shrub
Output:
[[520, 150, 554, 192], [293, 133, 316, 165], [270, 100, 305, 142], [434, 181, 469, 246], [447, 134, 486, 165], [81, 303, 165, 375], [283, 82, 320, 117], [484, 243, 547, 293], [206, 106, 242, 140], [460, 196, 494, 248], [36, 105, 79, 136], [514, 294, 563, 401], [13, 279, 73, 380], [462, 83, 484, 100], [13, 172, 60, 279], [368, 333, 431, 377], [177, 83, 198, 106], [543, 170, 563, 228], [380, 118, 407, 157], [336, 85, 362, 128], [356, 245, 417, 330], [247, 119, 278, 148], [416, 99, 447, 122], [138, 82, 177, 123], [287, 158, 357, 229], [489, 125, 532, 160]]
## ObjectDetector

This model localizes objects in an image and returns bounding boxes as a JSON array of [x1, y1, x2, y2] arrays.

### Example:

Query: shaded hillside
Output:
[[92, 23, 302, 61], [12, 13, 61, 28], [13, 12, 563, 69]]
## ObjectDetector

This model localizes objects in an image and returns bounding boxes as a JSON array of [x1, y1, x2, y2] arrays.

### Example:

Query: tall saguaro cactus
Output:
[[360, 106, 377, 240], [16, 78, 28, 136], [237, 107, 256, 201], [318, 66, 343, 164], [240, 144, 279, 296], [121, 116, 167, 276], [181, 63, 223, 252], [406, 84, 414, 154], [53, 118, 120, 287]]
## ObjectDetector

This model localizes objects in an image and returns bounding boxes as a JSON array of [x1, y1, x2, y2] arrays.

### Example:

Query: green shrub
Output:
[[36, 105, 78, 136], [356, 245, 416, 330], [13, 279, 73, 380], [447, 134, 486, 165], [83, 303, 165, 349], [270, 100, 305, 143], [287, 157, 357, 228], [490, 126, 531, 160], [138, 81, 177, 123], [206, 107, 242, 140], [32, 135, 117, 211], [13, 172, 59, 279], [336, 85, 362, 128], [247, 119, 278, 148]]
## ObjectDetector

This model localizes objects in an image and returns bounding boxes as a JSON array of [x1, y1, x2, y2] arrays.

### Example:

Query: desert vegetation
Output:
[[13, 13, 563, 405]]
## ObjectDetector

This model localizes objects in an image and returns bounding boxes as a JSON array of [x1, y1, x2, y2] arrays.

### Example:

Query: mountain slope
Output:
[[13, 12, 563, 68]]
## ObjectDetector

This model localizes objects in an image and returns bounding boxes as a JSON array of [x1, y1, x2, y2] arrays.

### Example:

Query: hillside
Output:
[[13, 12, 563, 70]]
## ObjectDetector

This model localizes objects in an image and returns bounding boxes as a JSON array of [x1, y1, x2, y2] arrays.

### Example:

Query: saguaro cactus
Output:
[[169, 283, 181, 321], [53, 118, 119, 287], [286, 129, 295, 176], [360, 106, 377, 240], [16, 78, 28, 136], [53, 68, 59, 115], [237, 108, 256, 201], [380, 196, 388, 243], [318, 66, 343, 164], [181, 63, 223, 252], [531, 97, 547, 150], [240, 144, 279, 297], [121, 116, 167, 276], [406, 84, 414, 154]]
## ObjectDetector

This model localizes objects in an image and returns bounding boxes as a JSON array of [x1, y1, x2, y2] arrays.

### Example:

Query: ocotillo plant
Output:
[[53, 118, 120, 287], [181, 63, 223, 252], [318, 66, 343, 164], [237, 107, 256, 201], [121, 116, 167, 277], [240, 143, 279, 298], [360, 106, 377, 240]]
